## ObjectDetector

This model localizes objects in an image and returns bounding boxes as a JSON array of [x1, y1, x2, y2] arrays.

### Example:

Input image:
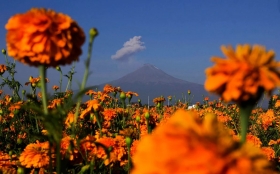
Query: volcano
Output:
[[97, 63, 217, 105]]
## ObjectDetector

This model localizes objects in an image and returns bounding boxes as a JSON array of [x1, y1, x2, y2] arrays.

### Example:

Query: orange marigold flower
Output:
[[205, 44, 280, 106], [126, 91, 139, 98], [47, 98, 63, 109], [0, 64, 7, 75], [275, 100, 280, 107], [130, 140, 139, 157], [261, 147, 275, 161], [5, 8, 85, 67], [101, 108, 117, 128], [65, 111, 75, 128], [8, 101, 23, 118], [80, 99, 103, 119], [268, 139, 280, 146], [103, 84, 115, 93], [0, 166, 17, 174], [272, 94, 278, 100], [85, 89, 97, 96], [96, 136, 127, 166], [60, 136, 81, 162], [257, 109, 275, 130], [52, 85, 59, 91], [25, 76, 49, 87], [19, 141, 53, 168], [246, 133, 262, 148], [153, 96, 165, 104], [0, 151, 18, 169], [132, 109, 276, 174]]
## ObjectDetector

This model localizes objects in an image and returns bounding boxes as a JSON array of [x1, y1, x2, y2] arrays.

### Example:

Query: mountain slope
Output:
[[97, 63, 216, 105]]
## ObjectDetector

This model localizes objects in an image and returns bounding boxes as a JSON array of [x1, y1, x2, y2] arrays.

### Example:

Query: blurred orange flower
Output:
[[132, 109, 276, 174], [0, 64, 7, 75], [205, 44, 280, 106], [52, 85, 59, 91], [5, 8, 85, 67]]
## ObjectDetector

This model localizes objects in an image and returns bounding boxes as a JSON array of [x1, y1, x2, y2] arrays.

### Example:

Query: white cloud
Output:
[[111, 36, 145, 61]]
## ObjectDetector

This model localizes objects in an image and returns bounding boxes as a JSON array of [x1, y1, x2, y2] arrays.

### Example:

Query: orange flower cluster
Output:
[[80, 135, 127, 167], [0, 151, 18, 170], [5, 8, 85, 67], [257, 109, 276, 130], [60, 136, 81, 163], [132, 109, 276, 174], [102, 108, 117, 128], [261, 147, 275, 161], [205, 44, 280, 106], [19, 141, 53, 168]]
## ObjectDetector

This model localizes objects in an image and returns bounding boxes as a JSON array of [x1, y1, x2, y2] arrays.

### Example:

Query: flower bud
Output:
[[8, 150, 13, 156], [80, 165, 90, 173], [125, 137, 132, 148], [120, 92, 126, 100], [144, 112, 150, 119], [157, 102, 161, 108], [22, 90, 26, 95], [56, 66, 61, 71], [1, 49, 6, 55], [17, 138, 23, 145], [89, 28, 98, 38], [17, 167, 25, 174], [136, 115, 141, 122]]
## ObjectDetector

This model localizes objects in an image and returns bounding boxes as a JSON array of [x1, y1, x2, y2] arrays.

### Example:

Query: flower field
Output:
[[1, 8, 280, 174]]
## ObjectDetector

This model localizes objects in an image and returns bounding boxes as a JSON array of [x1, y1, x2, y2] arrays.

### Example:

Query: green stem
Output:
[[146, 120, 151, 134], [94, 111, 102, 137], [239, 104, 254, 144], [127, 148, 131, 174], [39, 66, 48, 115], [56, 140, 61, 174], [59, 70, 62, 93], [73, 28, 98, 133]]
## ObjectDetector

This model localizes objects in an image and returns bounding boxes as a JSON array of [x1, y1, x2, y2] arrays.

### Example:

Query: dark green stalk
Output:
[[239, 104, 254, 144]]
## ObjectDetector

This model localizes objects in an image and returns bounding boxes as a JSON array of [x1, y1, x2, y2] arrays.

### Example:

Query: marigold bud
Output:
[[145, 112, 150, 119], [120, 92, 126, 100], [89, 28, 98, 38], [125, 137, 132, 148], [17, 167, 25, 174], [136, 116, 141, 122], [1, 49, 6, 55], [56, 66, 61, 71]]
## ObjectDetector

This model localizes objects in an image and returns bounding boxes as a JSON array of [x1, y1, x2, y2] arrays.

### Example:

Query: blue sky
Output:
[[0, 0, 280, 92]]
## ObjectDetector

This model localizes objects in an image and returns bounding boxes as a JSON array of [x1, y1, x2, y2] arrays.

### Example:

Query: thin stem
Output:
[[73, 29, 98, 133], [39, 66, 48, 114], [59, 70, 62, 92]]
